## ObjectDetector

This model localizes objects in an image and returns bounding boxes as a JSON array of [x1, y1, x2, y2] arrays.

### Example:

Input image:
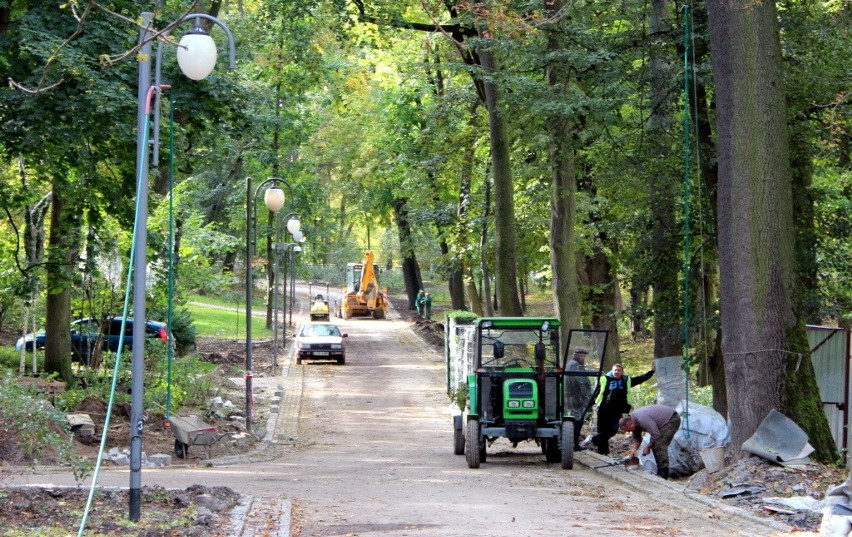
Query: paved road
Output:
[[6, 304, 794, 536]]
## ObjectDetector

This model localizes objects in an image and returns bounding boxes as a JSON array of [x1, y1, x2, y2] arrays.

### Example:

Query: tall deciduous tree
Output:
[[542, 0, 581, 352], [707, 0, 836, 461]]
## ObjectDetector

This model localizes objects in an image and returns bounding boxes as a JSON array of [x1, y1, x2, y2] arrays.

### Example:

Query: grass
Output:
[[187, 301, 272, 339]]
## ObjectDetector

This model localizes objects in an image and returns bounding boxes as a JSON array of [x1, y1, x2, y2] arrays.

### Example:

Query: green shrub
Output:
[[444, 310, 479, 322], [0, 374, 91, 479], [0, 346, 37, 370], [149, 304, 197, 356]]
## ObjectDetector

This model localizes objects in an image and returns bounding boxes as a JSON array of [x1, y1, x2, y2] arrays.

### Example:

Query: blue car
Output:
[[16, 317, 169, 364]]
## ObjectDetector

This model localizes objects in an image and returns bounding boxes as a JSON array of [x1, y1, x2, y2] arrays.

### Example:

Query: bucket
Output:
[[701, 446, 725, 473]]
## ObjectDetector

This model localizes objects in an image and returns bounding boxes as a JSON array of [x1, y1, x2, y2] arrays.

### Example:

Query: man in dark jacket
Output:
[[619, 404, 681, 479], [581, 362, 654, 455]]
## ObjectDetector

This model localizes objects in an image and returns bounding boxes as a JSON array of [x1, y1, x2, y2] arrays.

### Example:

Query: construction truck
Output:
[[336, 250, 389, 319]]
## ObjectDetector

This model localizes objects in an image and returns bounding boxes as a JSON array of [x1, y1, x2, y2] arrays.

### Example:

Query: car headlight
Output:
[[331, 344, 342, 350], [522, 400, 535, 408], [507, 401, 519, 408]]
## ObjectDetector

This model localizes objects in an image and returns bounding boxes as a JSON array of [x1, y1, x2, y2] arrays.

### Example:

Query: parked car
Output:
[[293, 322, 348, 365], [15, 317, 169, 365]]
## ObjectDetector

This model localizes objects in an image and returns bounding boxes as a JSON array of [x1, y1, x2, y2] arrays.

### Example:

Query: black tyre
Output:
[[372, 309, 385, 319], [337, 356, 345, 365], [296, 356, 302, 365], [453, 415, 465, 455], [174, 439, 188, 459], [465, 418, 481, 468], [561, 422, 574, 470], [545, 437, 562, 463]]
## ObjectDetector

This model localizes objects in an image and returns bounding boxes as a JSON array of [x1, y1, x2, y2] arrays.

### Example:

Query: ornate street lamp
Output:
[[246, 178, 295, 432], [130, 11, 235, 522]]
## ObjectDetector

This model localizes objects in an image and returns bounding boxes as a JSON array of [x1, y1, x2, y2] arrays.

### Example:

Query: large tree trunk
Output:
[[478, 45, 522, 316], [708, 0, 836, 461], [480, 171, 494, 317], [44, 188, 78, 383], [544, 0, 581, 353], [441, 239, 466, 311], [457, 101, 480, 314], [789, 132, 820, 324], [393, 198, 423, 309], [648, 0, 683, 359]]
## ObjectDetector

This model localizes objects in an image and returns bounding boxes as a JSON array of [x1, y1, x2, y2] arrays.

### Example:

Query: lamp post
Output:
[[131, 12, 235, 522], [272, 214, 301, 372], [288, 233, 307, 327], [246, 178, 296, 432]]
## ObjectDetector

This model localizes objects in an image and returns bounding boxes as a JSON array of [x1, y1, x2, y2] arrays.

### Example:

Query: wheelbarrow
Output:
[[166, 415, 225, 460]]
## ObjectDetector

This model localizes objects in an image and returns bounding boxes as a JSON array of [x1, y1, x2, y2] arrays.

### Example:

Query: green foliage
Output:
[[55, 343, 217, 417], [148, 304, 197, 356], [452, 383, 468, 412], [444, 310, 479, 323], [0, 374, 91, 479], [0, 347, 29, 370], [147, 350, 217, 413]]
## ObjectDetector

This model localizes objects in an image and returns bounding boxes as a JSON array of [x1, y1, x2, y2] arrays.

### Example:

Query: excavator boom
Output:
[[337, 250, 388, 320]]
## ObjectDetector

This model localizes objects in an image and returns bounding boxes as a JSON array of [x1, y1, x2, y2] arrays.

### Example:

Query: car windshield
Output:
[[301, 324, 340, 337]]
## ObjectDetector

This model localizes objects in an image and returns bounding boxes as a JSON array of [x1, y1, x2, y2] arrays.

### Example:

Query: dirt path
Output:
[[4, 305, 800, 536]]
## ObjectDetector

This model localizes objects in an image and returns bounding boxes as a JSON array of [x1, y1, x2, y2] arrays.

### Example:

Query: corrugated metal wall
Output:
[[808, 326, 851, 466]]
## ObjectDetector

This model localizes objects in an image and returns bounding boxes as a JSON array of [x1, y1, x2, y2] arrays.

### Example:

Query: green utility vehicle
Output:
[[450, 317, 607, 469]]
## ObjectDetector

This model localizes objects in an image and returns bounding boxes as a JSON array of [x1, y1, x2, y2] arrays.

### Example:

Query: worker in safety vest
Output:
[[580, 361, 655, 455]]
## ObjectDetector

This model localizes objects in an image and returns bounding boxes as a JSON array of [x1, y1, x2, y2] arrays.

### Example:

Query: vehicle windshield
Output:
[[300, 324, 341, 337], [479, 327, 559, 370]]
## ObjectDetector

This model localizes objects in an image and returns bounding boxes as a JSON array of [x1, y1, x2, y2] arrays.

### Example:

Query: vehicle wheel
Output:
[[453, 415, 465, 455], [343, 309, 352, 320], [545, 437, 562, 463], [337, 356, 345, 365], [174, 440, 188, 459], [465, 418, 481, 469], [296, 356, 302, 365], [561, 422, 574, 470], [372, 309, 385, 319]]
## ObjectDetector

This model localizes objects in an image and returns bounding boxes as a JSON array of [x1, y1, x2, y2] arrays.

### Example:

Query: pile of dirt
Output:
[[388, 295, 445, 352], [0, 484, 241, 536]]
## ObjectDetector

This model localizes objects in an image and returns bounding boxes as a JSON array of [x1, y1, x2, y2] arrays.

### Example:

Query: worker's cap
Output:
[[573, 348, 588, 355]]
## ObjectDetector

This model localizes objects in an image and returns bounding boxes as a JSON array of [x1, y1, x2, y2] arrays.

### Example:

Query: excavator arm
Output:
[[356, 251, 379, 309]]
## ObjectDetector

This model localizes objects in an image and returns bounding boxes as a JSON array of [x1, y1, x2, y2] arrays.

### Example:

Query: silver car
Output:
[[294, 322, 348, 365]]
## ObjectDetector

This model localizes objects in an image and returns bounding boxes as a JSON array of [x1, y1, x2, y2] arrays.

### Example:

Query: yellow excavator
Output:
[[336, 250, 389, 319]]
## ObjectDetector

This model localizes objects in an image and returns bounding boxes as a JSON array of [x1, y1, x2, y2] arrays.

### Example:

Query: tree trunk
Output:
[[543, 0, 581, 352], [789, 131, 820, 324], [478, 45, 522, 316], [480, 170, 494, 317], [44, 188, 78, 383], [580, 240, 620, 368], [629, 283, 650, 340], [393, 198, 423, 309], [708, 0, 836, 461], [457, 100, 481, 314]]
